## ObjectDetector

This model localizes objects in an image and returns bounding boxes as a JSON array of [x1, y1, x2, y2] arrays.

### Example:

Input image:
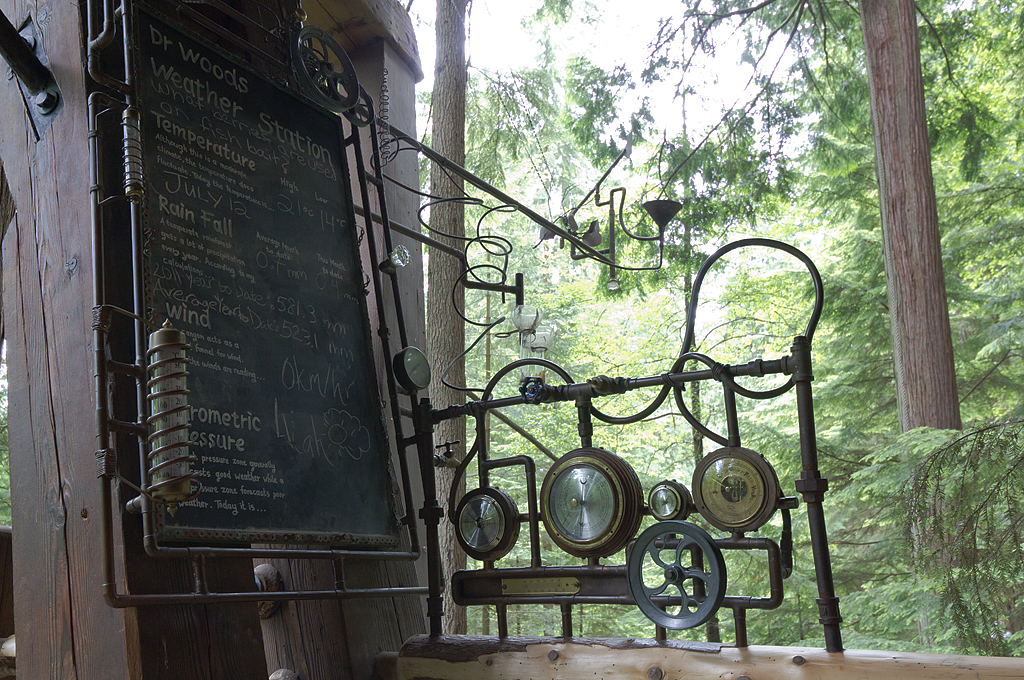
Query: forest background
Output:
[[406, 0, 1024, 658]]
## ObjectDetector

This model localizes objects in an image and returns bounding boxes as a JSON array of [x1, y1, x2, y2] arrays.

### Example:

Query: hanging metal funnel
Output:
[[642, 199, 683, 229]]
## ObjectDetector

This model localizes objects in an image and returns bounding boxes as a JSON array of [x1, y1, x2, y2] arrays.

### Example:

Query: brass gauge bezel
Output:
[[454, 487, 520, 562], [692, 446, 781, 534], [540, 447, 643, 558], [648, 480, 694, 521]]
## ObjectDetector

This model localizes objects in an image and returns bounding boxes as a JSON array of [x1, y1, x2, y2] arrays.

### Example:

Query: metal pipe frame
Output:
[[428, 244, 842, 650], [88, 0, 430, 609]]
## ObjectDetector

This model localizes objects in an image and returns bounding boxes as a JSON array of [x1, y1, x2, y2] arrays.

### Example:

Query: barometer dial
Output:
[[541, 447, 643, 558], [454, 487, 520, 562], [692, 447, 781, 534]]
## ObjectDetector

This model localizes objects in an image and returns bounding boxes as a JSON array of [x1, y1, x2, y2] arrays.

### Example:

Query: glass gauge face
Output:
[[458, 495, 504, 553], [699, 457, 764, 526], [692, 447, 781, 533], [394, 347, 431, 392], [650, 485, 680, 519], [549, 464, 616, 542], [454, 488, 520, 561]]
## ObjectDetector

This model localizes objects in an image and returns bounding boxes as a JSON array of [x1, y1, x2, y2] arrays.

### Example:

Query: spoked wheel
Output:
[[293, 26, 360, 112], [627, 520, 727, 629]]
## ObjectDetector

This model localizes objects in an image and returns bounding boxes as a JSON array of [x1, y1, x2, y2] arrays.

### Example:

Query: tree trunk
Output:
[[428, 0, 469, 635], [859, 0, 961, 431]]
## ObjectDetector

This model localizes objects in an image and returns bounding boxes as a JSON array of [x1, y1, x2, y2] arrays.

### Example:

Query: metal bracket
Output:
[[0, 12, 62, 138]]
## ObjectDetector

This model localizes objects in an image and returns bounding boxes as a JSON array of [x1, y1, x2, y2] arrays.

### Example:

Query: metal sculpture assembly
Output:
[[78, 0, 843, 656]]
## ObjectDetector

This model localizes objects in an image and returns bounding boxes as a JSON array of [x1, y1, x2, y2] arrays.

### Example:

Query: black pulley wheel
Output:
[[627, 520, 727, 630], [293, 26, 360, 112]]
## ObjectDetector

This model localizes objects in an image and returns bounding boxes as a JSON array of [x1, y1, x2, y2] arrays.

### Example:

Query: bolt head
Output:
[[34, 89, 59, 114]]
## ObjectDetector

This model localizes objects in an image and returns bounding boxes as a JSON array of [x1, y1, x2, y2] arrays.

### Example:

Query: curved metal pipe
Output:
[[86, 0, 128, 92]]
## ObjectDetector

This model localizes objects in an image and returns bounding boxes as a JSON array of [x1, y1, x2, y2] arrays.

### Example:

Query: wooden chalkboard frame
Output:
[[132, 5, 402, 548]]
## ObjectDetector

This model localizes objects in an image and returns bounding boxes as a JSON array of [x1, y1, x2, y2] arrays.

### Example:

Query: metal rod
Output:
[[790, 336, 844, 653], [390, 127, 611, 264], [497, 603, 509, 638], [0, 9, 50, 93]]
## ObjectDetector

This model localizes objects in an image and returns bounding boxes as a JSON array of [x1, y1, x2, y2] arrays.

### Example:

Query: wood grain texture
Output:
[[257, 550, 355, 680], [304, 0, 421, 79], [0, 0, 131, 677], [396, 636, 1024, 680], [859, 0, 961, 431]]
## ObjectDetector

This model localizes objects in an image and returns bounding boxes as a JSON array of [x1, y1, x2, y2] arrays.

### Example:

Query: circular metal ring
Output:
[[627, 520, 727, 630], [293, 26, 360, 112], [692, 446, 781, 534], [540, 447, 643, 559], [454, 487, 520, 562]]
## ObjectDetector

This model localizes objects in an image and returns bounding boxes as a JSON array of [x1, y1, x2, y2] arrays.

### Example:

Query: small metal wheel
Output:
[[627, 520, 727, 630], [293, 26, 360, 112], [343, 86, 375, 127]]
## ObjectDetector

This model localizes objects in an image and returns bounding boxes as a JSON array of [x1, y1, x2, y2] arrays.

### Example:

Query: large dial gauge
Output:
[[454, 488, 520, 562], [692, 446, 781, 534], [541, 447, 643, 558]]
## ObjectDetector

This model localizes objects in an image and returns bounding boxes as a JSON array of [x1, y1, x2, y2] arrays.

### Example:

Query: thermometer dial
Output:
[[692, 447, 781, 534], [648, 480, 694, 521], [541, 448, 643, 558], [454, 487, 520, 562]]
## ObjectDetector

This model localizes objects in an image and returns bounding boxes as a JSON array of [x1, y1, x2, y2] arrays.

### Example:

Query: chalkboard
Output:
[[135, 7, 399, 547]]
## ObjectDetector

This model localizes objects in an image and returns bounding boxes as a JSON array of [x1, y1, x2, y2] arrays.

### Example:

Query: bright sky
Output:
[[408, 0, 762, 148]]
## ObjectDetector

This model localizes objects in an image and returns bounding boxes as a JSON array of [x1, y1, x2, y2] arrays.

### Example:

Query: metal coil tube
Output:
[[122, 106, 144, 202], [146, 323, 198, 512]]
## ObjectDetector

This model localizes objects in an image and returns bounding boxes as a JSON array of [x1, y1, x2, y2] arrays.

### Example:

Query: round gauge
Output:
[[393, 347, 431, 393], [541, 447, 643, 558], [648, 480, 694, 521], [454, 488, 520, 562], [692, 447, 781, 533]]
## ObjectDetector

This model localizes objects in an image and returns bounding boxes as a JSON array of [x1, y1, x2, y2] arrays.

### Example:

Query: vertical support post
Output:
[[416, 397, 445, 637], [560, 603, 573, 639], [790, 336, 844, 652], [496, 603, 509, 638], [576, 396, 593, 448]]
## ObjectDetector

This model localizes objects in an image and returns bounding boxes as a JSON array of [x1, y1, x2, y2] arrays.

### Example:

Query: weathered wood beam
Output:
[[303, 0, 422, 80], [395, 636, 1024, 680]]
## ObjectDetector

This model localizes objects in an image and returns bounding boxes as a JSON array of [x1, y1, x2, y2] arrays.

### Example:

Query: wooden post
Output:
[[0, 0, 425, 678], [0, 0, 131, 676]]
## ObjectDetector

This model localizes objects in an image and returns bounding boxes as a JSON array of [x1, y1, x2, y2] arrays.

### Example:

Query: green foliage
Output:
[[438, 0, 1024, 656], [896, 422, 1024, 655]]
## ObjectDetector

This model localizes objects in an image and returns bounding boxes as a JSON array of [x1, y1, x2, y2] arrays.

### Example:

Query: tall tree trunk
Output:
[[428, 0, 469, 635], [859, 0, 961, 431]]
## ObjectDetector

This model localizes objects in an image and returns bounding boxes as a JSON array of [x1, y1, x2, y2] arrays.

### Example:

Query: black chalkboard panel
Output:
[[135, 7, 398, 547]]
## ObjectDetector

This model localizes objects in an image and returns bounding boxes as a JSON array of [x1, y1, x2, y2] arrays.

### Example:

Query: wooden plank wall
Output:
[[257, 28, 428, 680], [0, 0, 427, 677], [0, 0, 132, 676]]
